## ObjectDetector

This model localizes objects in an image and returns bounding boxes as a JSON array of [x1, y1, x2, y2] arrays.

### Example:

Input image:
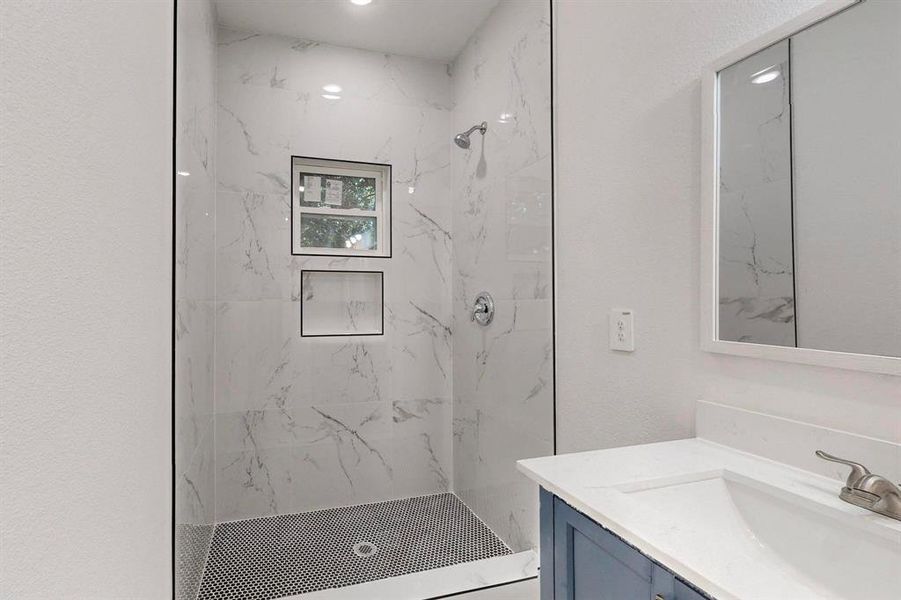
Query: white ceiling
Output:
[[213, 0, 500, 62]]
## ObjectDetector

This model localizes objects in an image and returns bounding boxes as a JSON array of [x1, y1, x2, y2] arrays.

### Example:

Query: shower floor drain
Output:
[[196, 492, 511, 600], [352, 541, 378, 558]]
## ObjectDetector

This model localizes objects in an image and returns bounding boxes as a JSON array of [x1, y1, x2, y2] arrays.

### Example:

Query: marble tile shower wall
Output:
[[451, 0, 553, 552], [214, 30, 455, 522], [175, 0, 217, 596]]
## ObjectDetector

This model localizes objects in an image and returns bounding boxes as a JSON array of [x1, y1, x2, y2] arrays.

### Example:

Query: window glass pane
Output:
[[300, 214, 377, 250], [298, 172, 377, 211]]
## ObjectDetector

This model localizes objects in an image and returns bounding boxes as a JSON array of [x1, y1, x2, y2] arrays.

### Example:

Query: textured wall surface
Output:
[[451, 0, 553, 552], [175, 0, 217, 597], [555, 0, 901, 453], [0, 1, 172, 597], [213, 30, 455, 522]]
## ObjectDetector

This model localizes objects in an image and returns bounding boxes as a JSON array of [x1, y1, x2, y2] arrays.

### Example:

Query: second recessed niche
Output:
[[300, 270, 384, 337]]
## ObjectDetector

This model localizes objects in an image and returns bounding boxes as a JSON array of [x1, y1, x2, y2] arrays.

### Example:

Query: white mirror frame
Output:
[[700, 0, 900, 377]]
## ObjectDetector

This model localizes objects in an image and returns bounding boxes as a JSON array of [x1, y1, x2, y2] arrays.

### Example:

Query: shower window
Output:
[[291, 156, 391, 257]]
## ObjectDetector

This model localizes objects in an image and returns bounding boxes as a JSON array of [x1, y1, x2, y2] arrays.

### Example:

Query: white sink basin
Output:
[[622, 471, 901, 599], [518, 439, 901, 599]]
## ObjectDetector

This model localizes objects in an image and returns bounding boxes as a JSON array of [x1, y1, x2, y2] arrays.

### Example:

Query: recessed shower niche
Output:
[[300, 270, 384, 337], [175, 0, 553, 598]]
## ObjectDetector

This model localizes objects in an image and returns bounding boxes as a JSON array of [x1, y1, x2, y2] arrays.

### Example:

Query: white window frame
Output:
[[291, 156, 392, 257]]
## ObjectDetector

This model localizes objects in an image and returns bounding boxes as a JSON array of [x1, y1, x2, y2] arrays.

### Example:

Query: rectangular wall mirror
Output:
[[701, 0, 900, 375]]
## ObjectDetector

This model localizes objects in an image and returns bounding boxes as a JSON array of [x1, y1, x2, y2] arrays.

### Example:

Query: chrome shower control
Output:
[[471, 292, 495, 326]]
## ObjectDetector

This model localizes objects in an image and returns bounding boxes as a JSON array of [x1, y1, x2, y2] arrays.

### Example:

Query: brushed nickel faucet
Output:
[[816, 450, 901, 521]]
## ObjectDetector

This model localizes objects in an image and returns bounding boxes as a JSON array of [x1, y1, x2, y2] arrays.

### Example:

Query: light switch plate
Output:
[[609, 309, 635, 352]]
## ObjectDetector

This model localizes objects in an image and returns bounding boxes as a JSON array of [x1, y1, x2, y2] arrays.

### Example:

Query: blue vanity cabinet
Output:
[[674, 580, 708, 600], [540, 489, 712, 600]]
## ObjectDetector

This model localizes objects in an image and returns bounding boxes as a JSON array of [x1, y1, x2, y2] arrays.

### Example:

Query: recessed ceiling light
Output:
[[322, 84, 342, 94], [350, 0, 372, 5], [177, 171, 190, 177], [321, 94, 341, 100], [750, 66, 780, 84]]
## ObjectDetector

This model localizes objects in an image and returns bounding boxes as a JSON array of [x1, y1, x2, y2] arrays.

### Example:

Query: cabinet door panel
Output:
[[539, 488, 555, 600], [652, 564, 676, 599], [554, 498, 653, 600], [571, 529, 651, 599], [675, 579, 709, 600], [541, 491, 712, 600]]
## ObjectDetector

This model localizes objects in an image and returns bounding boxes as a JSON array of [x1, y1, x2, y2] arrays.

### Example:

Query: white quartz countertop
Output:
[[517, 438, 901, 600]]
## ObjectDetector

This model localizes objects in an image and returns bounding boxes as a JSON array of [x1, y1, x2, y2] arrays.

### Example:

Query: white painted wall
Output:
[[0, 1, 172, 598], [554, 0, 901, 453]]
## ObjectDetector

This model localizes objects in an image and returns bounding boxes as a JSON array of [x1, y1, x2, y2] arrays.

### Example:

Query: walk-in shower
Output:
[[175, 1, 553, 598], [454, 121, 488, 149]]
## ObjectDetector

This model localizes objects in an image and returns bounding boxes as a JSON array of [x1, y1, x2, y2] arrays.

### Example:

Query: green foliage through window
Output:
[[299, 173, 377, 211], [300, 214, 377, 250]]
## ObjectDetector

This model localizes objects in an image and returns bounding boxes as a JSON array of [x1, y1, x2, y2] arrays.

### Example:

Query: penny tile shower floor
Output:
[[197, 492, 512, 600]]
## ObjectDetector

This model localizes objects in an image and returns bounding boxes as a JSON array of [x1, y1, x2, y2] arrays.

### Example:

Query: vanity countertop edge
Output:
[[517, 437, 901, 600]]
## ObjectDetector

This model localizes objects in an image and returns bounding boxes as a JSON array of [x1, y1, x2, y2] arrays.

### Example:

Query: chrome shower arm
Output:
[[463, 121, 488, 136]]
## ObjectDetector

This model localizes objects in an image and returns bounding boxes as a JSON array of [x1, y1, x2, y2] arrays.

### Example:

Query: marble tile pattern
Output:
[[175, 0, 217, 597], [450, 0, 554, 552], [214, 29, 455, 521], [717, 41, 796, 347]]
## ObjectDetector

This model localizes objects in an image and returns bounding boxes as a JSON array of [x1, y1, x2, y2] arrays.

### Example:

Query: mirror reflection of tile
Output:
[[716, 0, 901, 358]]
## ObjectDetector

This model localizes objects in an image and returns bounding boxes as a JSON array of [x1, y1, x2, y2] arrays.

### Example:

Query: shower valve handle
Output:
[[471, 292, 494, 326]]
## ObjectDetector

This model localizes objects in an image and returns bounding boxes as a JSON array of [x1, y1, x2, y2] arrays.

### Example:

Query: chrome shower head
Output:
[[454, 121, 487, 149], [454, 133, 472, 149]]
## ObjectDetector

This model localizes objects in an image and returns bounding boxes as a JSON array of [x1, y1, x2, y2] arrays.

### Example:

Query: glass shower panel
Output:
[[174, 1, 217, 599], [451, 0, 553, 553], [175, 1, 553, 597]]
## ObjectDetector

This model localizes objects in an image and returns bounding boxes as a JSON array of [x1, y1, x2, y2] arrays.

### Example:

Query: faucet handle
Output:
[[815, 450, 870, 487]]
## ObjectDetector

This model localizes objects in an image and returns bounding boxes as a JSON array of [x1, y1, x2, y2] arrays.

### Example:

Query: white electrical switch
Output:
[[609, 309, 635, 352]]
